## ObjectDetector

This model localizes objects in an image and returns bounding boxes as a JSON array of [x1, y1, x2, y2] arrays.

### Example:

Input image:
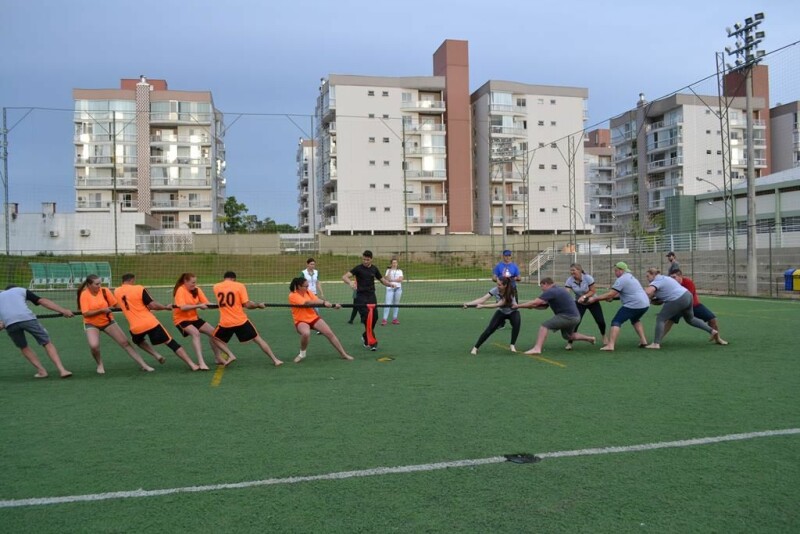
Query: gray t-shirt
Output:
[[488, 286, 517, 316], [0, 287, 41, 327], [565, 273, 595, 298], [539, 285, 580, 318], [649, 274, 688, 302], [611, 272, 650, 309]]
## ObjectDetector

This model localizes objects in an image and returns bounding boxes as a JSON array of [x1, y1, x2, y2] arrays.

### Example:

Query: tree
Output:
[[221, 196, 249, 233]]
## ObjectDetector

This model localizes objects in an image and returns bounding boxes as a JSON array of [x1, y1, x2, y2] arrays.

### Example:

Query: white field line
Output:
[[1, 428, 797, 509]]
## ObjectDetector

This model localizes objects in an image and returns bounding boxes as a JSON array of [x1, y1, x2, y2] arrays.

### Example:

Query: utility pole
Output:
[[2, 108, 9, 255], [724, 12, 766, 296]]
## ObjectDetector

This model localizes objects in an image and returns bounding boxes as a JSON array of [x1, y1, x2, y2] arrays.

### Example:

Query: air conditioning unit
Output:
[[80, 229, 91, 237], [49, 230, 60, 237]]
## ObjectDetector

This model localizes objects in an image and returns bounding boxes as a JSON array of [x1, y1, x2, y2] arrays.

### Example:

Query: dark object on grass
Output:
[[504, 453, 541, 464]]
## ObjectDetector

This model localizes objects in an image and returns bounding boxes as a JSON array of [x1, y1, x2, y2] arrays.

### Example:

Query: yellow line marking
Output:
[[490, 342, 567, 368], [211, 365, 225, 387]]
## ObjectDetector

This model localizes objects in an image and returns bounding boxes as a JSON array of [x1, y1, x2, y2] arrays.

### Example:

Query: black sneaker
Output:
[[370, 344, 377, 351]]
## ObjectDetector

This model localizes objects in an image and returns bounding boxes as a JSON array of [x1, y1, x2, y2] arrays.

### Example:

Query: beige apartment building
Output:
[[296, 139, 317, 233], [769, 101, 800, 172], [73, 77, 226, 235]]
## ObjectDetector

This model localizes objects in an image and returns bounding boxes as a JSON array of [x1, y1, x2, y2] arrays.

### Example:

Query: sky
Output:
[[1, 0, 798, 225]]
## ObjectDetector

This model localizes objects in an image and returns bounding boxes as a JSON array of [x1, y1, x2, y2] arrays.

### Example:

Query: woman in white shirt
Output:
[[382, 258, 404, 325]]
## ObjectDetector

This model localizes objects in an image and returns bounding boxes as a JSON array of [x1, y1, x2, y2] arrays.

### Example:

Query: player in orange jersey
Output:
[[212, 271, 282, 367], [113, 273, 199, 371], [172, 273, 237, 369], [288, 276, 352, 363], [77, 274, 154, 373]]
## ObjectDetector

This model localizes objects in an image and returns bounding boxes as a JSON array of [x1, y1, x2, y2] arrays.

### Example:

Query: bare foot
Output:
[[341, 354, 354, 361], [141, 365, 155, 372], [524, 348, 542, 355], [198, 362, 210, 371], [600, 345, 614, 351], [602, 336, 610, 345], [645, 343, 661, 349], [715, 337, 729, 346], [590, 337, 596, 345], [273, 359, 284, 367], [60, 371, 73, 378], [34, 372, 48, 379], [96, 365, 106, 375], [222, 355, 237, 367], [156, 355, 166, 365]]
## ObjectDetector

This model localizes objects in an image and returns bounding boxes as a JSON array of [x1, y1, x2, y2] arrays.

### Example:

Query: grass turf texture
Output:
[[0, 295, 798, 532]]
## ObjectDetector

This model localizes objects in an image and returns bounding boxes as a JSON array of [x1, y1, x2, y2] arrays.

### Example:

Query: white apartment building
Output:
[[770, 101, 800, 172], [296, 139, 317, 233], [73, 77, 226, 235], [315, 75, 449, 235], [471, 81, 589, 235], [610, 92, 769, 233]]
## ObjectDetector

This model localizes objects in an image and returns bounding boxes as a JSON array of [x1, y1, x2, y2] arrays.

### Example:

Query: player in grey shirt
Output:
[[0, 286, 74, 378], [642, 268, 719, 349], [586, 262, 649, 351], [464, 278, 520, 354], [515, 278, 596, 354]]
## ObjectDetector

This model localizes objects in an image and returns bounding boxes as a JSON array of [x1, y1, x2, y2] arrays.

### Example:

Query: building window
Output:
[[516, 98, 526, 107], [539, 142, 545, 148], [537, 98, 544, 104], [539, 164, 545, 169], [383, 137, 390, 143], [707, 170, 712, 175], [539, 208, 546, 212], [384, 184, 390, 189], [370, 207, 376, 212], [383, 114, 389, 119], [707, 150, 712, 154], [538, 120, 544, 126], [550, 121, 556, 126], [368, 137, 375, 143], [550, 99, 556, 104], [368, 90, 375, 96], [382, 91, 389, 97], [383, 161, 390, 166], [539, 186, 546, 191], [717, 150, 722, 155], [552, 208, 558, 213], [369, 113, 375, 119], [706, 130, 711, 134], [551, 143, 557, 148], [188, 214, 201, 229], [384, 207, 391, 212], [161, 215, 176, 229], [551, 164, 558, 170], [370, 183, 376, 188], [369, 160, 376, 166]]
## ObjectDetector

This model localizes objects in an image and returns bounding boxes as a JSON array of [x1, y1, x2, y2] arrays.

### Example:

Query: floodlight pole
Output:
[[2, 108, 9, 255]]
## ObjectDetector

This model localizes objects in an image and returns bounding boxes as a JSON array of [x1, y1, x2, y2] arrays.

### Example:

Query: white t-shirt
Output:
[[301, 269, 319, 295], [385, 268, 403, 289]]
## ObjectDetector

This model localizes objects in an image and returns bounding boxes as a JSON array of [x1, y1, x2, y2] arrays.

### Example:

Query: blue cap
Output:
[[502, 250, 512, 256]]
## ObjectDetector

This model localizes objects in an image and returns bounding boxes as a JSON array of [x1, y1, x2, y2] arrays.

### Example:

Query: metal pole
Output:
[[745, 66, 757, 296], [2, 108, 9, 255], [112, 113, 119, 255], [401, 119, 409, 260]]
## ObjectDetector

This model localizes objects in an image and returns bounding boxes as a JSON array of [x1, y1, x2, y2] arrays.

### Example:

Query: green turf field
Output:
[[0, 291, 798, 532]]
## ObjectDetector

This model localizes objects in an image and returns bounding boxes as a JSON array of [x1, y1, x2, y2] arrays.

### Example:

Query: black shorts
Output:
[[214, 320, 258, 343], [131, 324, 173, 346], [176, 319, 207, 337]]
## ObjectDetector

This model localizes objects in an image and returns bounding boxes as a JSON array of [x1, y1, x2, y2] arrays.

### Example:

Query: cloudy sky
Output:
[[2, 0, 798, 224]]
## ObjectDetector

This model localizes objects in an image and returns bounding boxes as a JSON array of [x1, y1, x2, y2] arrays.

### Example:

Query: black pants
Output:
[[576, 301, 606, 336], [355, 292, 379, 345], [474, 310, 521, 348]]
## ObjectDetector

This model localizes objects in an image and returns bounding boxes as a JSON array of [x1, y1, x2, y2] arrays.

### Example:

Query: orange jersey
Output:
[[79, 287, 117, 328], [113, 284, 160, 334], [289, 290, 319, 325], [172, 285, 210, 324], [213, 279, 250, 328]]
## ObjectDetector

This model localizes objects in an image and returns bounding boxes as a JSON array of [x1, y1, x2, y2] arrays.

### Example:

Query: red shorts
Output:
[[295, 317, 321, 330]]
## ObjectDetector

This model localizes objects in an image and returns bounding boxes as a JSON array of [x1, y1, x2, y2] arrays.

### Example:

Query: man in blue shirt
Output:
[[515, 278, 596, 354], [0, 286, 74, 378], [492, 250, 521, 287]]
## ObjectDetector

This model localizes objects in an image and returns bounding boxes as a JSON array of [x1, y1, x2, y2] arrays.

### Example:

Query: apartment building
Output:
[[610, 86, 769, 233], [471, 81, 588, 235], [770, 101, 800, 172], [315, 40, 471, 235], [296, 139, 317, 233], [73, 77, 226, 234], [584, 129, 613, 234]]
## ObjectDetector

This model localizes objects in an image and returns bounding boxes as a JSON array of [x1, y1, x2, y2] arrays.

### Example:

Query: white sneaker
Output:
[[293, 353, 306, 363], [564, 343, 573, 351], [510, 345, 517, 353], [470, 347, 478, 355]]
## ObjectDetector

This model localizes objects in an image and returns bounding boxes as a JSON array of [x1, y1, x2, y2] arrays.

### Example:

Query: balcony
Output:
[[323, 192, 337, 207], [488, 104, 528, 115], [646, 118, 683, 132], [149, 134, 210, 144], [150, 178, 211, 188], [405, 146, 446, 157], [400, 100, 445, 113], [76, 200, 109, 210], [151, 200, 212, 210], [491, 216, 526, 226], [406, 192, 447, 203], [76, 156, 137, 165], [649, 199, 665, 210], [405, 170, 447, 180], [404, 123, 445, 133], [407, 215, 447, 226], [611, 130, 634, 143], [149, 112, 212, 124], [150, 156, 211, 166], [646, 135, 682, 152], [646, 155, 683, 171], [324, 215, 338, 225], [490, 125, 527, 137], [491, 193, 525, 203], [490, 170, 524, 182], [76, 177, 138, 188]]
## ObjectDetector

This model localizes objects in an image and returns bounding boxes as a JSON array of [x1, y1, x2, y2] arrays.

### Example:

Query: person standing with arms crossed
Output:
[[342, 250, 397, 351], [382, 257, 404, 326], [213, 271, 283, 367], [114, 273, 199, 371], [0, 285, 74, 379]]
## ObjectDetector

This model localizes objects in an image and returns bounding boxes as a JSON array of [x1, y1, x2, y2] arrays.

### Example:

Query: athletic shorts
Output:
[[176, 319, 208, 337], [214, 320, 258, 343], [542, 314, 580, 340], [5, 319, 50, 349], [671, 303, 716, 324], [611, 306, 649, 327], [295, 317, 321, 330], [131, 324, 173, 346], [84, 320, 117, 332]]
